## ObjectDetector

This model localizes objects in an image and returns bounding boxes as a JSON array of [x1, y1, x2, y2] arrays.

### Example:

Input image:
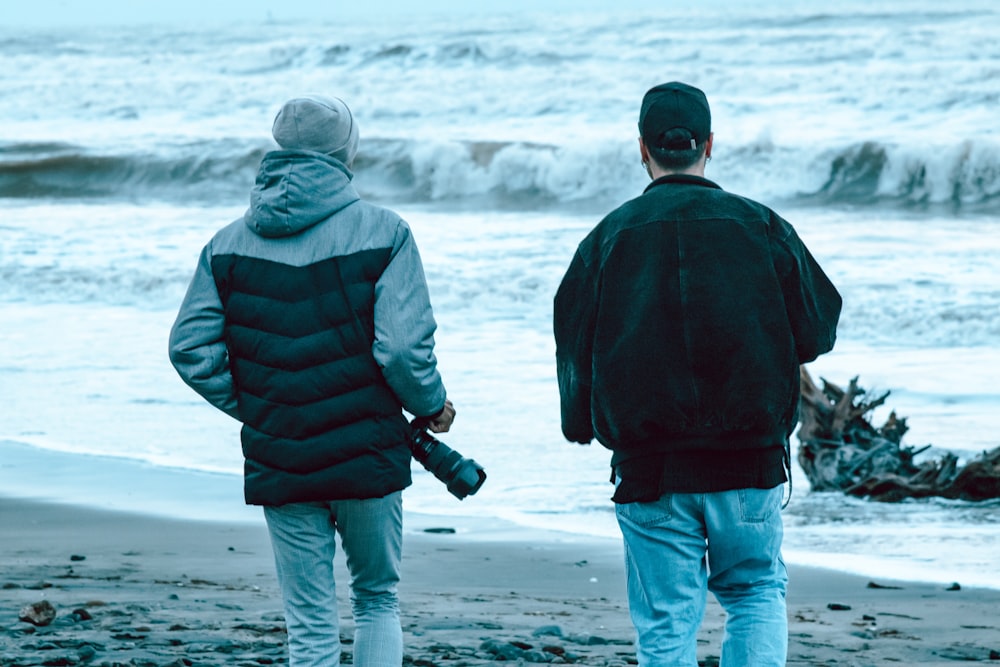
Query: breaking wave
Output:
[[2, 137, 998, 214]]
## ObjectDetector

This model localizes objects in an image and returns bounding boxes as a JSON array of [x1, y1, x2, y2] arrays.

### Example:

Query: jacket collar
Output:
[[643, 173, 722, 194]]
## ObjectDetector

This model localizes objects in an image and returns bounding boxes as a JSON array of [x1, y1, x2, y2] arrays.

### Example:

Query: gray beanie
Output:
[[271, 95, 360, 165]]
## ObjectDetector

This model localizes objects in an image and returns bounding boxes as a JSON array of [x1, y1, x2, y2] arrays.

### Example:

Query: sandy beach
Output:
[[2, 496, 998, 666]]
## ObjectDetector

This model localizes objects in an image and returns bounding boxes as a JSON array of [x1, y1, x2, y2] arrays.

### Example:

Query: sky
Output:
[[0, 0, 638, 27]]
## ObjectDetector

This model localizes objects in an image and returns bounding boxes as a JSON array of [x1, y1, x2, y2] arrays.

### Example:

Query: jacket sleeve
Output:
[[553, 249, 596, 444], [770, 213, 843, 364], [167, 244, 240, 420], [371, 219, 448, 418]]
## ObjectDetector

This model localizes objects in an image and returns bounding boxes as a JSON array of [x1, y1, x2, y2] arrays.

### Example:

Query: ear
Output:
[[705, 132, 714, 160], [639, 137, 652, 164]]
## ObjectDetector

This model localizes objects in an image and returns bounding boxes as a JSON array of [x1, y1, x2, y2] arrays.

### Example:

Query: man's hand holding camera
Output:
[[409, 399, 483, 500], [427, 399, 455, 433]]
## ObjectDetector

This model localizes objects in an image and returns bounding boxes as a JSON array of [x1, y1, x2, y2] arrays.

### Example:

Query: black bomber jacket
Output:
[[554, 174, 842, 467]]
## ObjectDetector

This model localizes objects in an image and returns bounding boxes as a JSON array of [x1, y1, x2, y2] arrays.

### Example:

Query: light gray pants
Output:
[[263, 492, 403, 667]]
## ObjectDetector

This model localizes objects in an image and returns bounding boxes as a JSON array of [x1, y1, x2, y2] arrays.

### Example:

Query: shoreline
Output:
[[3, 437, 998, 592], [2, 496, 999, 665]]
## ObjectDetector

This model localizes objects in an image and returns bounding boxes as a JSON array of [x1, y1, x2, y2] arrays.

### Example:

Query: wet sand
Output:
[[2, 496, 998, 666]]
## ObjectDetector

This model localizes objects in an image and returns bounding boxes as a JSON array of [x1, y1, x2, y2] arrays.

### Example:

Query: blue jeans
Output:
[[263, 492, 403, 667], [615, 486, 788, 667]]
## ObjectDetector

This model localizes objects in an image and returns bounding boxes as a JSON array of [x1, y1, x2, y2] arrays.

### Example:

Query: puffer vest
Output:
[[212, 249, 412, 505]]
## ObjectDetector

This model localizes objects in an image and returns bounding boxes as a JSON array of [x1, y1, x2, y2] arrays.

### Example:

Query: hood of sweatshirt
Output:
[[245, 150, 360, 238]]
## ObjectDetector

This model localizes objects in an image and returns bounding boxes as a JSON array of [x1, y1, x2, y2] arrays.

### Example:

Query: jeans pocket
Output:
[[737, 486, 781, 523], [616, 495, 674, 528]]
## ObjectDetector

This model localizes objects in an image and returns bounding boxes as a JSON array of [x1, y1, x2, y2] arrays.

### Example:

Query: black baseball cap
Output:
[[639, 82, 711, 150]]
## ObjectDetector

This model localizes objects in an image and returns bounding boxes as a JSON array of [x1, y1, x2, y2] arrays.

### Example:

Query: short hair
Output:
[[647, 128, 705, 171]]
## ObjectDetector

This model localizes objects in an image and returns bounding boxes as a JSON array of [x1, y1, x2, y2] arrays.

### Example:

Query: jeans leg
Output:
[[334, 491, 403, 667], [705, 486, 788, 667], [263, 502, 341, 667], [615, 493, 707, 667]]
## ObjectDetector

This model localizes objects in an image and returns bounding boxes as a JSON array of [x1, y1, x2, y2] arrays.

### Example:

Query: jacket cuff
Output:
[[421, 404, 446, 421]]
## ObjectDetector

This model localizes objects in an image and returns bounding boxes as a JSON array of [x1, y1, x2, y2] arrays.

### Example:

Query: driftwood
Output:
[[797, 367, 1000, 502]]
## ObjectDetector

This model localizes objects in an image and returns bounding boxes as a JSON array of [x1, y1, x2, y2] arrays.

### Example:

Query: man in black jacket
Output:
[[553, 82, 841, 666]]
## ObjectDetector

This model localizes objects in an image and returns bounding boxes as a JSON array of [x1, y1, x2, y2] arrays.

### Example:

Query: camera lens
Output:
[[409, 427, 486, 500]]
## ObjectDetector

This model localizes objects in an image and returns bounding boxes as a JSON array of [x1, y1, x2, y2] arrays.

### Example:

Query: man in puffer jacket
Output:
[[169, 95, 455, 667]]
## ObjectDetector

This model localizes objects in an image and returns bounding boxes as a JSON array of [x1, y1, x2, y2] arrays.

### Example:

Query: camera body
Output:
[[409, 423, 486, 500]]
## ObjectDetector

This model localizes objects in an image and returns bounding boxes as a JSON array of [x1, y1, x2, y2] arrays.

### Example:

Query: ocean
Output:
[[2, 1, 998, 589]]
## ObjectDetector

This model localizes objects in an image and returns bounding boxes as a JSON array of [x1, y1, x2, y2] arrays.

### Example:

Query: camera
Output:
[[409, 421, 486, 500]]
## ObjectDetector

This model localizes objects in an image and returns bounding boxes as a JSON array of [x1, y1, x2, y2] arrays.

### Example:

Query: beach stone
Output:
[[522, 649, 554, 662], [497, 645, 526, 660], [566, 632, 609, 645], [233, 622, 285, 634], [71, 607, 93, 621], [424, 619, 488, 630], [215, 639, 253, 653], [533, 625, 563, 637], [422, 641, 457, 653], [19, 600, 57, 626], [937, 644, 997, 661], [479, 638, 525, 660]]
